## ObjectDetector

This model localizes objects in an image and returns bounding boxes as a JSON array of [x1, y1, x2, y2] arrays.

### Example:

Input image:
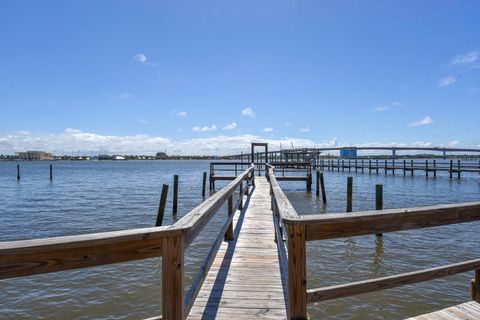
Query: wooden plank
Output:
[[0, 226, 177, 279], [286, 224, 307, 319], [186, 177, 287, 319], [405, 301, 480, 320], [307, 259, 480, 303], [162, 234, 185, 320]]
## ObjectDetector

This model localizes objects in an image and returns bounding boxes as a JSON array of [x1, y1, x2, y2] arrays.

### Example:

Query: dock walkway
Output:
[[187, 177, 287, 319]]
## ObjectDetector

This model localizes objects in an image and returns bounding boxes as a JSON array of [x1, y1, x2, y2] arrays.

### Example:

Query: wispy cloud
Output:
[[133, 53, 158, 66], [262, 127, 274, 132], [241, 107, 255, 118], [222, 122, 237, 130], [174, 111, 188, 117], [409, 116, 433, 127], [138, 118, 150, 124], [192, 125, 217, 132], [448, 140, 460, 147], [300, 127, 310, 132], [111, 92, 134, 100], [451, 51, 479, 66], [372, 101, 402, 112], [437, 75, 456, 87]]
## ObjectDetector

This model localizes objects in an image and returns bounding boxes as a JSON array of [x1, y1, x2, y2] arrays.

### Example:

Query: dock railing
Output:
[[0, 165, 255, 320], [266, 163, 480, 319]]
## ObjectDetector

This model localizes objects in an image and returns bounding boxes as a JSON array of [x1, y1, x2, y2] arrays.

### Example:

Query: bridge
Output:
[[1, 150, 480, 319]]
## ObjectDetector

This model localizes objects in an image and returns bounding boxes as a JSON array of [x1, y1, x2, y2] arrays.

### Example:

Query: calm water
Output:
[[1, 160, 480, 319]]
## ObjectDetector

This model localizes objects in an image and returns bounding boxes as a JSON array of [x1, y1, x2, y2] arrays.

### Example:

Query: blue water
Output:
[[1, 160, 479, 319]]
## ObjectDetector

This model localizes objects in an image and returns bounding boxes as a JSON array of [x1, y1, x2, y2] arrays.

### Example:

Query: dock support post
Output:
[[425, 160, 429, 177], [369, 159, 372, 173], [458, 160, 461, 179], [411, 160, 414, 176], [392, 160, 395, 175], [471, 269, 480, 302], [320, 172, 327, 204], [316, 170, 320, 197], [375, 184, 383, 237], [450, 160, 453, 179], [239, 180, 243, 209], [225, 195, 234, 241], [173, 175, 178, 215], [17, 164, 20, 180], [49, 164, 53, 180], [433, 160, 437, 177], [384, 160, 387, 175], [361, 159, 364, 172], [346, 176, 353, 212], [202, 172, 207, 197], [286, 225, 307, 320], [162, 233, 185, 320], [403, 160, 406, 176], [376, 159, 379, 174], [156, 184, 169, 226]]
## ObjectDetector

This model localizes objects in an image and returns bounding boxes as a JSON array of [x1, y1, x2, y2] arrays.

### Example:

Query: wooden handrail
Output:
[[307, 258, 480, 303]]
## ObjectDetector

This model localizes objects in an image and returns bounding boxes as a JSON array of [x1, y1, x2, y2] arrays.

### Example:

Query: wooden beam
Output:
[[286, 224, 307, 319], [162, 234, 184, 320], [0, 226, 176, 279], [307, 258, 480, 303]]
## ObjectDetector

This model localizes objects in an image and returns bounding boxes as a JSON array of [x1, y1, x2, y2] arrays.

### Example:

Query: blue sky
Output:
[[0, 1, 479, 155]]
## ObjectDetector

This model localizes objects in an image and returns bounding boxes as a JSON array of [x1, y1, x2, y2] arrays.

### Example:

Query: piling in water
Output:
[[346, 176, 353, 212], [319, 172, 327, 204], [202, 172, 207, 197], [173, 175, 179, 215], [156, 184, 169, 226], [49, 164, 53, 180], [375, 184, 383, 237], [17, 164, 20, 180]]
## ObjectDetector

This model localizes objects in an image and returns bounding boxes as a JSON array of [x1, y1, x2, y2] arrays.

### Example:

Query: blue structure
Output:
[[340, 148, 357, 158]]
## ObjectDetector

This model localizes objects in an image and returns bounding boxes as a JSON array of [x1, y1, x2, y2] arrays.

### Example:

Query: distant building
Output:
[[16, 151, 53, 161], [156, 151, 168, 160], [340, 148, 357, 158]]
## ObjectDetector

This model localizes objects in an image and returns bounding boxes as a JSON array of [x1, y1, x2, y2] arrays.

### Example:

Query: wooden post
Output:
[[162, 233, 185, 320], [17, 164, 20, 180], [342, 160, 345, 171], [375, 184, 383, 237], [316, 170, 320, 197], [361, 159, 364, 172], [433, 160, 437, 177], [450, 160, 453, 179], [225, 196, 234, 241], [49, 164, 53, 180], [346, 177, 353, 212], [239, 180, 243, 209], [384, 159, 387, 175], [403, 160, 406, 176], [392, 159, 395, 175], [173, 175, 178, 215], [156, 184, 169, 226], [286, 225, 307, 320], [369, 159, 372, 173], [320, 172, 327, 204], [202, 172, 207, 197], [471, 269, 480, 302], [376, 159, 379, 174], [411, 159, 414, 176], [425, 160, 429, 177], [458, 160, 461, 179]]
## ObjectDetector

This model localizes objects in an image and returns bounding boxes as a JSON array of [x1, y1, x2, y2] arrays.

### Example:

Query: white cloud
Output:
[[111, 92, 134, 100], [175, 111, 188, 117], [192, 125, 217, 132], [372, 101, 402, 112], [300, 127, 310, 132], [262, 127, 274, 132], [437, 75, 456, 87], [222, 122, 237, 130], [448, 140, 460, 147], [451, 51, 479, 66], [241, 107, 255, 118], [409, 116, 433, 127], [133, 53, 147, 63]]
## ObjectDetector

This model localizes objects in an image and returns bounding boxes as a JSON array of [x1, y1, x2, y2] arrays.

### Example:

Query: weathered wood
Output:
[[17, 164, 20, 180], [162, 233, 184, 320], [307, 258, 480, 303], [375, 184, 383, 237], [156, 184, 169, 227], [346, 176, 353, 212], [173, 175, 179, 215], [472, 269, 480, 302], [0, 226, 176, 279], [286, 224, 307, 319], [49, 164, 53, 180], [225, 196, 234, 241], [405, 301, 480, 320], [319, 172, 327, 204], [288, 201, 480, 241], [315, 170, 320, 197]]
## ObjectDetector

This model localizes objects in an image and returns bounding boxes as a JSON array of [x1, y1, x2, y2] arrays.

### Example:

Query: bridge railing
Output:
[[266, 163, 480, 319], [0, 165, 256, 320]]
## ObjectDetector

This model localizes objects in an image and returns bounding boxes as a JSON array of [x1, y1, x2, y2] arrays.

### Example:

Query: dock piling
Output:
[[375, 184, 383, 237], [346, 177, 353, 212], [320, 172, 327, 204], [156, 184, 169, 226], [17, 164, 20, 180], [173, 175, 179, 215], [49, 164, 53, 180], [202, 172, 207, 197]]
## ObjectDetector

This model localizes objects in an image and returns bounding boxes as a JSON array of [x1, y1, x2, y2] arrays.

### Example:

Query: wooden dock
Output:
[[2, 145, 480, 319], [188, 177, 287, 319]]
